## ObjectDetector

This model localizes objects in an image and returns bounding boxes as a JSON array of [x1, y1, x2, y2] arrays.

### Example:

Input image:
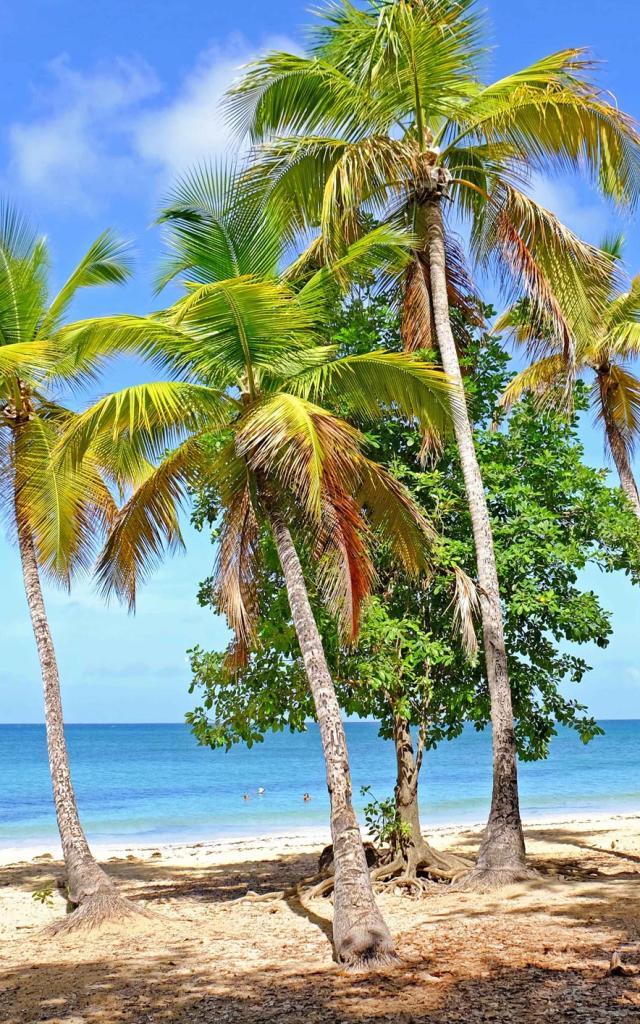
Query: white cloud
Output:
[[6, 35, 298, 211], [8, 56, 160, 210], [134, 35, 296, 178]]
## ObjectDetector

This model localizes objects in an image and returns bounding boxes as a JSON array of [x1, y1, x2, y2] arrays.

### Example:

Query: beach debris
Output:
[[608, 950, 630, 976], [31, 883, 55, 908]]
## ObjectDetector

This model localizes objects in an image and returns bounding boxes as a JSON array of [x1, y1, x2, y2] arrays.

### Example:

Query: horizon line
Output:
[[2, 718, 639, 726]]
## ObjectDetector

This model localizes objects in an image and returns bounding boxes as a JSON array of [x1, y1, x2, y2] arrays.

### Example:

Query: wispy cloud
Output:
[[134, 34, 296, 179], [8, 56, 160, 211], [5, 35, 297, 212], [530, 174, 619, 245]]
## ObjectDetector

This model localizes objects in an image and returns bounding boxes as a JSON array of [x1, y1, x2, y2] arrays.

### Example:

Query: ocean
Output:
[[1, 721, 639, 849]]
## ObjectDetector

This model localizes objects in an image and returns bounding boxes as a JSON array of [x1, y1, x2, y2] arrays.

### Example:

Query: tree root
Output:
[[48, 889, 153, 935], [452, 863, 539, 892], [232, 840, 472, 908]]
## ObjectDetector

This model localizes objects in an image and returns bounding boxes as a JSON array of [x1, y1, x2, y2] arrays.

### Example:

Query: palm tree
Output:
[[0, 203, 147, 929], [227, 0, 640, 886], [60, 165, 456, 965], [500, 238, 640, 518]]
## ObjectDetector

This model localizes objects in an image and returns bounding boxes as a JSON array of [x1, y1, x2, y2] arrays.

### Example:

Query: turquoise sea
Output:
[[1, 721, 639, 848]]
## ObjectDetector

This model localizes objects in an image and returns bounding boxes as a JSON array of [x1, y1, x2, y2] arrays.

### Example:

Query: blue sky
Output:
[[1, 0, 639, 723]]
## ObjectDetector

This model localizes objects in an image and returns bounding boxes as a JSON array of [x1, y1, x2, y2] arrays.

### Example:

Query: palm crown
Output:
[[499, 238, 640, 511], [228, 0, 640, 358], [61, 166, 456, 662], [0, 203, 135, 582]]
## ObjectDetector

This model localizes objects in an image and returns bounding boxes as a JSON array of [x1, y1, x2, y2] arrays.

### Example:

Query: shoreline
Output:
[[2, 807, 638, 867]]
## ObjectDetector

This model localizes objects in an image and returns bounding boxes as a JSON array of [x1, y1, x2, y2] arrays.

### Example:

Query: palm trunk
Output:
[[269, 513, 394, 965], [423, 196, 529, 885], [15, 509, 135, 930], [598, 376, 640, 518], [392, 714, 470, 881]]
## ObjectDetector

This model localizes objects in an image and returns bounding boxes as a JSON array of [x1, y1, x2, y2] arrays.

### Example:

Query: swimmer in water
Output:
[[303, 792, 311, 802], [258, 787, 265, 795], [243, 793, 250, 801]]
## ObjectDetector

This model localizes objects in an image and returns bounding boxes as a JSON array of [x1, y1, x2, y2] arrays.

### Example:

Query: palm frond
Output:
[[94, 435, 208, 608], [13, 414, 118, 585], [41, 231, 133, 336], [595, 363, 640, 454], [287, 350, 454, 436], [500, 355, 568, 411], [60, 381, 233, 467], [450, 564, 479, 661], [472, 183, 613, 361]]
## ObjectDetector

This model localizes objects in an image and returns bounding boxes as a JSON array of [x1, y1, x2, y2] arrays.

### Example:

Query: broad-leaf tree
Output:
[[61, 166, 455, 965], [229, 0, 640, 885], [500, 238, 640, 518], [0, 203, 144, 928], [188, 299, 640, 894]]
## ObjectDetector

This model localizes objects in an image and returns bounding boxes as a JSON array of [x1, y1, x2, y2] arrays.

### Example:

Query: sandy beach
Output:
[[1, 811, 639, 1022]]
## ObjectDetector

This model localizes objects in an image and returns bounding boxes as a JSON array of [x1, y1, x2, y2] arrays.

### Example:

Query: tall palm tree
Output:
[[500, 239, 640, 517], [227, 0, 640, 886], [0, 203, 147, 929], [60, 165, 455, 965]]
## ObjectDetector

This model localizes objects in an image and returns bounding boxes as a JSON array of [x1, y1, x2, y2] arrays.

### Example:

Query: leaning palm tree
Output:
[[500, 238, 640, 517], [60, 165, 455, 965], [0, 203, 148, 929], [227, 0, 640, 886]]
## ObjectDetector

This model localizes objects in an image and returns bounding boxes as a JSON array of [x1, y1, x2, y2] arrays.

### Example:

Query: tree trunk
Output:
[[598, 374, 640, 518], [269, 513, 395, 965], [423, 196, 529, 886], [15, 509, 138, 930], [391, 714, 470, 882]]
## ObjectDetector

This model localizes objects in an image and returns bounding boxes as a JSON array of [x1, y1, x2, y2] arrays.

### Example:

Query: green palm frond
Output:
[[0, 340, 55, 396], [296, 221, 413, 298], [500, 355, 568, 410], [287, 350, 454, 435], [60, 381, 234, 467], [94, 435, 209, 608], [41, 232, 133, 337], [226, 51, 394, 142], [156, 162, 286, 290], [13, 415, 118, 585]]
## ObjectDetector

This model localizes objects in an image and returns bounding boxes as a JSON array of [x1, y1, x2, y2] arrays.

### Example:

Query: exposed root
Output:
[[48, 890, 153, 935], [229, 870, 326, 905], [374, 875, 435, 897], [453, 863, 539, 892], [233, 842, 472, 909], [305, 876, 338, 901]]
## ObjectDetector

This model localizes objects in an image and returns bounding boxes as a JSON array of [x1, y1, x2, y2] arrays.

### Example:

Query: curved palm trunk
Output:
[[598, 376, 640, 518], [423, 196, 529, 886], [15, 511, 136, 930], [269, 514, 394, 966], [392, 714, 469, 881]]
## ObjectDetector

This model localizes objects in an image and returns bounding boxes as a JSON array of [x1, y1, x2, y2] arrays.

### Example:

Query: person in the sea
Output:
[[258, 787, 265, 796], [243, 793, 250, 801], [303, 793, 311, 802]]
